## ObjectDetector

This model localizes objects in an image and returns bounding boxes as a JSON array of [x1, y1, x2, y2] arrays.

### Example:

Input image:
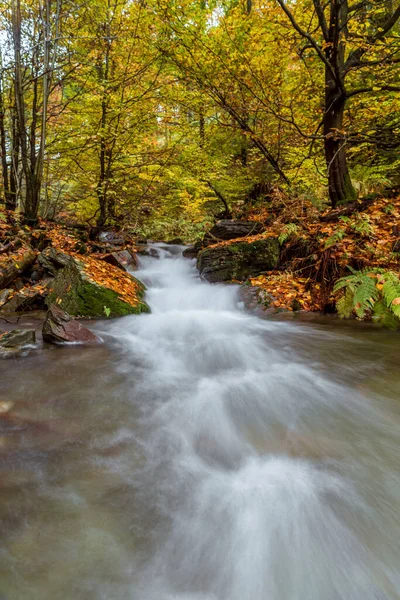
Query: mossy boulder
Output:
[[197, 237, 279, 283], [40, 249, 149, 318], [203, 220, 264, 246]]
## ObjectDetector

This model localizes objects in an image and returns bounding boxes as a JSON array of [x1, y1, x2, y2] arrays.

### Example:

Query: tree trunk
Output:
[[199, 110, 205, 147], [96, 9, 112, 228], [24, 176, 41, 223], [324, 76, 356, 207], [9, 105, 20, 209], [0, 74, 12, 209]]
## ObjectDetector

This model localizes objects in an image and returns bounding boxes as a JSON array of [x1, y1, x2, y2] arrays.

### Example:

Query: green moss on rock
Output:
[[46, 255, 150, 318], [197, 237, 280, 283]]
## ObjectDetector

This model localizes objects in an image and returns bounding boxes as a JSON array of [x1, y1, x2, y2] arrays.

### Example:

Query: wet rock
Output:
[[41, 248, 149, 317], [0, 329, 36, 349], [197, 237, 279, 283], [182, 241, 202, 259], [203, 220, 263, 246], [30, 266, 45, 282], [239, 284, 276, 314], [0, 288, 47, 313], [137, 246, 159, 258], [97, 231, 130, 246], [101, 249, 138, 271], [42, 305, 101, 344]]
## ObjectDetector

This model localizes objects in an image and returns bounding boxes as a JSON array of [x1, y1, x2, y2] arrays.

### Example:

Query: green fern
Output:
[[350, 214, 374, 238], [382, 273, 400, 318], [334, 268, 400, 327], [278, 223, 299, 246], [372, 300, 398, 329], [336, 288, 354, 318], [324, 229, 345, 248]]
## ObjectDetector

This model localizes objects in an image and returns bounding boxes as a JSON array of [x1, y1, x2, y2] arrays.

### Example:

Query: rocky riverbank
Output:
[[0, 219, 150, 355], [189, 195, 400, 318]]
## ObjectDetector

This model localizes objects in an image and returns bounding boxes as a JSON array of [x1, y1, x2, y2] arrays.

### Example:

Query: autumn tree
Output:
[[276, 0, 400, 206], [7, 0, 65, 222]]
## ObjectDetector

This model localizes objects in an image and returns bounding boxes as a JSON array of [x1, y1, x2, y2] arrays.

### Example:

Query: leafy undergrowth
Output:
[[214, 194, 400, 315]]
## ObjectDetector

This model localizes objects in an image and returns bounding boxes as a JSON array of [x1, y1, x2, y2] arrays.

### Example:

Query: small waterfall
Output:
[[101, 244, 400, 600]]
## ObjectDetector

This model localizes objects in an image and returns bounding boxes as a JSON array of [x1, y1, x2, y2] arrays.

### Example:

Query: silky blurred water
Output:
[[0, 244, 399, 599]]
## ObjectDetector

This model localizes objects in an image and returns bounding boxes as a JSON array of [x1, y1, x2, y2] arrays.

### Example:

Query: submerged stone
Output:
[[0, 329, 36, 349]]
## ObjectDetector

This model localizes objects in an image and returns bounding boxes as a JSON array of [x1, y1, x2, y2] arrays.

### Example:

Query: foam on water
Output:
[[99, 244, 400, 599]]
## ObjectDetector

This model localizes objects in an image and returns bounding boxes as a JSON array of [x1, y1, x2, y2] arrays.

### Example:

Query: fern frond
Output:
[[335, 268, 400, 327], [382, 273, 400, 307], [372, 300, 398, 329], [336, 288, 354, 318], [278, 223, 299, 246], [324, 229, 345, 249], [353, 277, 379, 317]]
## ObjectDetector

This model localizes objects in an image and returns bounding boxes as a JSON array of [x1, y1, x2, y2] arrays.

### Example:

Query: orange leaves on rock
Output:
[[46, 224, 142, 308], [250, 272, 318, 312], [79, 254, 141, 307], [207, 231, 277, 249]]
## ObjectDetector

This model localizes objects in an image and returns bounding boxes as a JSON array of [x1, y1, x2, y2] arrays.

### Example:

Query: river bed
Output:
[[1, 245, 400, 599]]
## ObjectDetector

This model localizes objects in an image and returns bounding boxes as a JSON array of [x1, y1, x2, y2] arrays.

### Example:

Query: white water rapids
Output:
[[1, 243, 400, 599], [104, 244, 400, 600]]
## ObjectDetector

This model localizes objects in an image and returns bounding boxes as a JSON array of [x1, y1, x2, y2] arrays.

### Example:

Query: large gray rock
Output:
[[197, 237, 279, 283], [43, 305, 100, 344], [204, 220, 263, 246], [38, 247, 72, 276], [0, 329, 36, 349], [136, 246, 159, 258]]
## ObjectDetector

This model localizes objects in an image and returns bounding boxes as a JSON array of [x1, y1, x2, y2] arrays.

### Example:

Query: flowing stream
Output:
[[1, 244, 400, 599]]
